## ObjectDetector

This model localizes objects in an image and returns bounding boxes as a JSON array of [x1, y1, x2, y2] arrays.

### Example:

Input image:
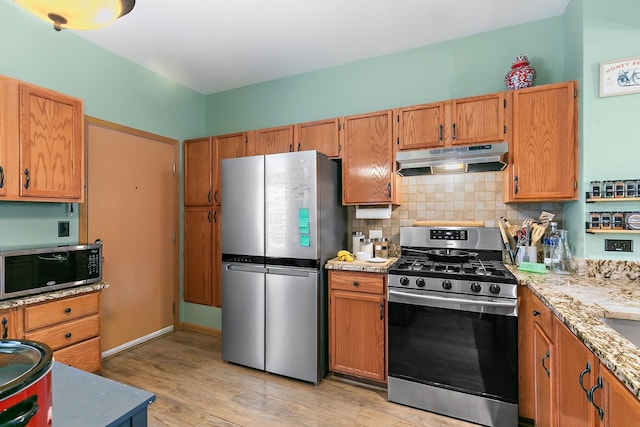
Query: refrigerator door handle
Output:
[[266, 266, 312, 277], [224, 264, 267, 273]]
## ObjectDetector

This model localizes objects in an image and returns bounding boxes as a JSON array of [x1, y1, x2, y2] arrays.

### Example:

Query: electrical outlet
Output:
[[58, 221, 70, 237], [604, 239, 632, 252]]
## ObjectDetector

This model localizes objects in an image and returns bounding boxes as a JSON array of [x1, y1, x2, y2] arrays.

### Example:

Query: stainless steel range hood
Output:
[[396, 142, 508, 176]]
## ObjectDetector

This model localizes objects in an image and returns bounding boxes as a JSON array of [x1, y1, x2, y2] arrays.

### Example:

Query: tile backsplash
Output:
[[350, 172, 563, 249]]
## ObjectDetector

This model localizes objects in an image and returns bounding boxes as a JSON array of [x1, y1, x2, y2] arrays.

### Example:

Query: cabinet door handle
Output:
[[208, 211, 211, 223], [64, 307, 72, 313], [514, 175, 519, 195], [532, 310, 540, 316], [0, 165, 4, 189], [352, 281, 359, 287], [23, 168, 30, 190], [213, 211, 218, 223], [208, 191, 211, 204], [289, 143, 293, 152], [213, 191, 218, 203], [438, 124, 443, 141], [2, 317, 7, 339], [65, 332, 72, 339], [379, 303, 384, 320], [541, 349, 550, 377], [579, 361, 592, 400], [588, 376, 604, 421], [452, 123, 457, 140], [387, 182, 392, 198], [297, 143, 301, 151]]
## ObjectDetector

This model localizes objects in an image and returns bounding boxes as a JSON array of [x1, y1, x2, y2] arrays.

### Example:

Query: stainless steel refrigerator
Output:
[[221, 150, 345, 384]]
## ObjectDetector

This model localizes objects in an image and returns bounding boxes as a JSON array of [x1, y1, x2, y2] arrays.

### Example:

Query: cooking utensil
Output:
[[530, 223, 546, 246], [499, 217, 517, 250], [498, 222, 515, 264]]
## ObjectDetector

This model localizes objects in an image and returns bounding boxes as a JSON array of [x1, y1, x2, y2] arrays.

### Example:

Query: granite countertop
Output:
[[0, 282, 109, 310], [325, 257, 398, 273], [514, 268, 640, 400]]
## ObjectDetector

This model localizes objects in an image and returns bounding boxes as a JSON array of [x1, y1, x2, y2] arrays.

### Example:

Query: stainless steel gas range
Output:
[[387, 226, 518, 427]]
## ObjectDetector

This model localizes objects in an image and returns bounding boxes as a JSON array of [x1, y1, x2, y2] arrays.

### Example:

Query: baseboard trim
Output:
[[102, 325, 174, 359], [180, 322, 221, 337]]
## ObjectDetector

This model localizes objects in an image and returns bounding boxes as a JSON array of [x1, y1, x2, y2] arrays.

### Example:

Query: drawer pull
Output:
[[352, 281, 359, 287], [64, 307, 72, 313], [579, 361, 592, 400], [2, 317, 7, 339], [532, 310, 541, 316], [65, 332, 72, 339], [588, 376, 604, 421], [541, 349, 550, 377]]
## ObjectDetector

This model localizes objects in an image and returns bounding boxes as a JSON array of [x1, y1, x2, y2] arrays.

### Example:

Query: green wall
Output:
[[205, 18, 565, 135]]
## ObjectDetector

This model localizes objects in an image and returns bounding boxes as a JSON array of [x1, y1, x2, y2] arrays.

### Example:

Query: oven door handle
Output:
[[388, 289, 518, 309]]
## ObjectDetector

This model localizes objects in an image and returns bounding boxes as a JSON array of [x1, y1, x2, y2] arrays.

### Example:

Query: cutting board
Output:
[[413, 220, 484, 227]]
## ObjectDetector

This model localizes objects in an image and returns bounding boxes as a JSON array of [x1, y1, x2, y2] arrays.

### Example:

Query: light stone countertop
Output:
[[0, 282, 109, 310], [325, 257, 398, 273], [514, 268, 640, 400]]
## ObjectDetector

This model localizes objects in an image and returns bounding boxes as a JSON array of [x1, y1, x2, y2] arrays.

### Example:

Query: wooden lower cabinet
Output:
[[521, 288, 640, 426], [329, 271, 386, 383], [22, 292, 102, 372], [0, 307, 22, 339]]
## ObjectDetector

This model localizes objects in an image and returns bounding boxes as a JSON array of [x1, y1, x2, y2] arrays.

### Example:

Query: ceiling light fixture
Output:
[[14, 0, 135, 32]]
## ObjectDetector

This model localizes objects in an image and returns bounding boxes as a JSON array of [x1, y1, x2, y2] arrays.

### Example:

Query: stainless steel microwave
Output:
[[0, 244, 102, 300]]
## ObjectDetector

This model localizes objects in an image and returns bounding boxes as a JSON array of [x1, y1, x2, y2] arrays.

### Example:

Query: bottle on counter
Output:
[[373, 237, 389, 259], [552, 229, 573, 274], [543, 222, 559, 268], [352, 231, 364, 253], [360, 238, 374, 257]]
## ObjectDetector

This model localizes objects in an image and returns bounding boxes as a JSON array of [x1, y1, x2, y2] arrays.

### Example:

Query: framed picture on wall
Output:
[[600, 56, 640, 97]]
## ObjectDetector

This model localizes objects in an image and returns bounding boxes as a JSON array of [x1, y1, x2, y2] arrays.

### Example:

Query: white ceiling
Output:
[[46, 0, 569, 95]]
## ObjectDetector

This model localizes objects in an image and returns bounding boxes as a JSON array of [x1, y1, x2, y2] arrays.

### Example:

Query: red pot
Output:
[[0, 340, 53, 427]]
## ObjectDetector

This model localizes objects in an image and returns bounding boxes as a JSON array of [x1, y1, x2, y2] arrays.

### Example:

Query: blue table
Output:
[[52, 362, 156, 426]]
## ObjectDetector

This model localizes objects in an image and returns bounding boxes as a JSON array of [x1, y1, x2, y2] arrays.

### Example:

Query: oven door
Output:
[[387, 288, 518, 404]]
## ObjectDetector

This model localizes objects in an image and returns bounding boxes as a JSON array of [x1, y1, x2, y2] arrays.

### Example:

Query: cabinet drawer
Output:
[[531, 293, 553, 335], [330, 271, 384, 294], [54, 336, 101, 373], [24, 292, 99, 331], [25, 314, 100, 351]]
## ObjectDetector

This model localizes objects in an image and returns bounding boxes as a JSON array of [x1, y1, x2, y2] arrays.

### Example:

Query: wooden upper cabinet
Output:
[[183, 137, 212, 206], [342, 110, 401, 205], [294, 118, 342, 158], [0, 75, 84, 202], [18, 84, 84, 200], [214, 132, 246, 206], [504, 81, 578, 202], [395, 93, 506, 151], [252, 125, 294, 155]]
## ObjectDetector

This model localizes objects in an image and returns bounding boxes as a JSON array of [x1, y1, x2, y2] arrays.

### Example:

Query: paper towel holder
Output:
[[355, 204, 392, 219]]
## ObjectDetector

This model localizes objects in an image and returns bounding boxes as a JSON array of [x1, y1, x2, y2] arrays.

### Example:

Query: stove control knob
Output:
[[489, 284, 501, 294], [416, 278, 426, 287], [470, 282, 482, 293], [400, 276, 410, 286], [442, 280, 452, 290]]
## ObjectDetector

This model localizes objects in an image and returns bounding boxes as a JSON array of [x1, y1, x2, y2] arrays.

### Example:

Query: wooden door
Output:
[[600, 366, 640, 427], [294, 118, 342, 158], [18, 83, 83, 200], [450, 93, 506, 145], [85, 119, 177, 352], [253, 125, 293, 155], [395, 103, 445, 150], [184, 207, 213, 306], [214, 132, 246, 206], [533, 323, 555, 427], [509, 81, 577, 201], [342, 110, 394, 205], [555, 319, 597, 426], [330, 290, 385, 381], [183, 137, 212, 206]]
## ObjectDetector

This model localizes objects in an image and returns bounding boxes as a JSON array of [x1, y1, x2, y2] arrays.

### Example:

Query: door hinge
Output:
[[574, 88, 578, 98], [574, 180, 578, 190], [172, 162, 176, 174]]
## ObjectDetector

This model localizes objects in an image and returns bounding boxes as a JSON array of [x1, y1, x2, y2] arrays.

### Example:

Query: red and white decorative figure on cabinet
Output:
[[505, 54, 536, 90]]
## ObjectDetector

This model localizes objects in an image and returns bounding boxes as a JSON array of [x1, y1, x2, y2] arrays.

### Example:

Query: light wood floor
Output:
[[98, 330, 478, 426]]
